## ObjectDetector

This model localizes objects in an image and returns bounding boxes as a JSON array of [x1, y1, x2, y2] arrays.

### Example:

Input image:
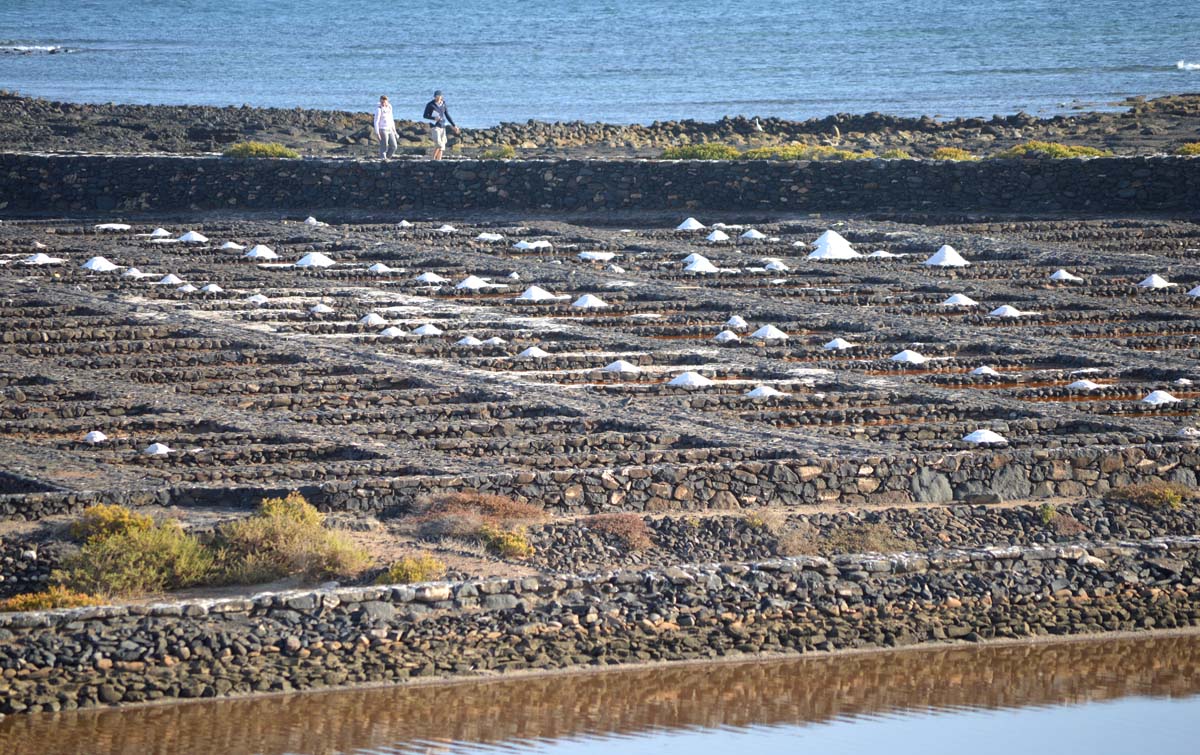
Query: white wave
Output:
[[1177, 60, 1200, 71], [0, 44, 73, 54]]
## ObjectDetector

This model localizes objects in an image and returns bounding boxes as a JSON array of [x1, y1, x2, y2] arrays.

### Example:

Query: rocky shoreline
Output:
[[1, 90, 1199, 159]]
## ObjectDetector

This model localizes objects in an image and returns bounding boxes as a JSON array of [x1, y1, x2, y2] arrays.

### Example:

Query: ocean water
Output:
[[0, 0, 1198, 127]]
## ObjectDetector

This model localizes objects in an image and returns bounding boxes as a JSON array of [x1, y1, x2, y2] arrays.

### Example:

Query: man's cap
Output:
[[434, 90, 443, 97]]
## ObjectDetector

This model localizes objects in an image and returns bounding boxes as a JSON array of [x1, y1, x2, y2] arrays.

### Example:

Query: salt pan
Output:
[[572, 294, 608, 309], [1142, 390, 1180, 405], [676, 217, 705, 231], [668, 371, 714, 387], [890, 349, 928, 364], [750, 325, 788, 340], [602, 360, 641, 373], [963, 429, 1007, 444], [940, 294, 978, 306], [81, 256, 119, 272], [923, 245, 969, 267], [295, 252, 335, 268]]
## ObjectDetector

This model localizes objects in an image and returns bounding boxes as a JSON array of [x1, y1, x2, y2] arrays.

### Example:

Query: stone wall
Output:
[[2, 538, 1198, 713], [3, 442, 1197, 522], [1, 153, 1198, 215]]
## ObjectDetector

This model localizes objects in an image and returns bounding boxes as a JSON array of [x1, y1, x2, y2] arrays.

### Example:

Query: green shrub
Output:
[[479, 524, 533, 559], [660, 143, 741, 160], [1038, 503, 1057, 526], [223, 141, 300, 159], [57, 521, 213, 597], [378, 554, 446, 584], [1174, 142, 1200, 156], [995, 141, 1112, 159], [740, 144, 875, 161], [1107, 481, 1194, 511], [880, 148, 913, 159], [214, 493, 369, 584], [0, 585, 105, 612], [479, 144, 517, 159], [583, 513, 653, 551], [70, 503, 153, 542], [930, 147, 978, 161]]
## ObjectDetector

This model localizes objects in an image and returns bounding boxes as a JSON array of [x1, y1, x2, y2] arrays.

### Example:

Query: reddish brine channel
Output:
[[2, 632, 1199, 755]]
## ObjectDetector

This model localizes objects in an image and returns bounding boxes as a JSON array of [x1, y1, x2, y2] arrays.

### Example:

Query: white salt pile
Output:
[[740, 229, 767, 240], [358, 313, 387, 326], [436, 224, 457, 233], [746, 385, 787, 398], [81, 256, 120, 272], [176, 284, 198, 293], [1049, 269, 1083, 282], [529, 240, 553, 249], [309, 303, 334, 314], [681, 253, 709, 264], [82, 430, 108, 444], [94, 223, 131, 231], [725, 315, 749, 330], [868, 250, 902, 258], [750, 325, 788, 340], [22, 252, 64, 265], [1142, 390, 1181, 405], [123, 267, 150, 279], [220, 241, 246, 250], [940, 294, 978, 306], [676, 217, 705, 231], [295, 252, 335, 268], [763, 258, 789, 271], [415, 272, 449, 284], [200, 284, 223, 293], [507, 272, 521, 280], [962, 429, 1008, 444], [411, 324, 444, 336], [178, 231, 208, 243], [143, 442, 172, 455], [456, 336, 483, 346], [685, 258, 720, 274], [156, 274, 184, 285], [378, 327, 405, 337], [397, 220, 413, 228], [578, 251, 616, 262], [246, 294, 269, 306], [714, 330, 741, 343], [1067, 379, 1102, 390], [245, 244, 277, 259], [572, 294, 608, 309], [137, 227, 171, 238], [923, 245, 969, 267], [475, 232, 504, 242], [1179, 427, 1200, 439], [149, 237, 181, 245], [971, 366, 1000, 376], [706, 230, 730, 242], [1176, 378, 1194, 385], [989, 305, 1034, 318], [517, 346, 550, 358], [668, 371, 714, 387], [823, 337, 856, 350], [455, 275, 493, 290], [806, 230, 861, 260], [367, 263, 396, 273], [891, 349, 928, 364], [305, 216, 328, 227], [482, 337, 507, 345], [602, 360, 641, 373], [1187, 285, 1200, 298], [1137, 274, 1175, 289], [517, 286, 559, 302]]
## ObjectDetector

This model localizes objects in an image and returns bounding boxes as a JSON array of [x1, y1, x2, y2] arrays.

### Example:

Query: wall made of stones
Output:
[[2, 539, 1198, 713], [1, 154, 1198, 215]]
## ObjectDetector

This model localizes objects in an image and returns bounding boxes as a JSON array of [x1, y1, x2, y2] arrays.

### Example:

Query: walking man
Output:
[[423, 90, 460, 160], [374, 95, 398, 159]]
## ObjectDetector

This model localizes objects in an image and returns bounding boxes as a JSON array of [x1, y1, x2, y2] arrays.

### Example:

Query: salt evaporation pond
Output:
[[4, 633, 1198, 755]]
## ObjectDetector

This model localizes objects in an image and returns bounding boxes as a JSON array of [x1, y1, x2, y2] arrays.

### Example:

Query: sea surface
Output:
[[1, 633, 1198, 755], [0, 0, 1198, 127]]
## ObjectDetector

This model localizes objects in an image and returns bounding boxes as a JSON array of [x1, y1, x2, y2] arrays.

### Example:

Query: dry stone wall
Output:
[[1, 154, 1198, 215]]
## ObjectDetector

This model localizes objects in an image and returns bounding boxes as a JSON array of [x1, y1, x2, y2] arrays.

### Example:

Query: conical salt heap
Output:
[[676, 217, 705, 231], [1137, 274, 1174, 289], [518, 346, 550, 359], [1143, 390, 1180, 405], [456, 336, 483, 346], [668, 371, 714, 387], [713, 330, 741, 343], [923, 245, 969, 267], [963, 429, 1008, 444], [245, 245, 278, 260], [806, 230, 861, 260], [295, 252, 335, 268], [415, 272, 448, 284], [602, 360, 641, 373], [746, 385, 787, 398], [823, 337, 855, 350], [971, 366, 1000, 376], [411, 324, 444, 336], [750, 325, 788, 340], [706, 230, 730, 242], [740, 229, 767, 240], [940, 294, 978, 306], [571, 294, 608, 309], [685, 257, 720, 273], [517, 286, 558, 302], [359, 313, 386, 327], [81, 256, 120, 272], [891, 349, 928, 364], [455, 275, 492, 290], [178, 231, 208, 243], [1049, 269, 1082, 282]]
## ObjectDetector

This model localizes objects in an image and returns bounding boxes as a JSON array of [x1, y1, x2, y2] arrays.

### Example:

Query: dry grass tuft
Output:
[[1107, 481, 1194, 511], [583, 513, 654, 551]]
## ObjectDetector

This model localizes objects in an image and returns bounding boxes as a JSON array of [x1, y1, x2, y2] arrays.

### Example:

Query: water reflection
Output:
[[2, 633, 1199, 755]]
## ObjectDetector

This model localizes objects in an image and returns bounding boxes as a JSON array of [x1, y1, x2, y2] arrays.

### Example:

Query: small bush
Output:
[[70, 503, 153, 542], [584, 513, 653, 551], [740, 144, 875, 161], [480, 144, 517, 159], [995, 141, 1111, 159], [0, 585, 105, 612], [379, 554, 446, 584], [930, 147, 978, 161], [260, 491, 324, 528], [1049, 512, 1086, 537], [479, 525, 533, 559], [57, 521, 213, 597], [880, 148, 913, 159], [1174, 142, 1200, 156], [661, 143, 741, 160], [1038, 503, 1057, 526], [1107, 481, 1194, 511], [223, 141, 300, 159], [742, 509, 786, 533]]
